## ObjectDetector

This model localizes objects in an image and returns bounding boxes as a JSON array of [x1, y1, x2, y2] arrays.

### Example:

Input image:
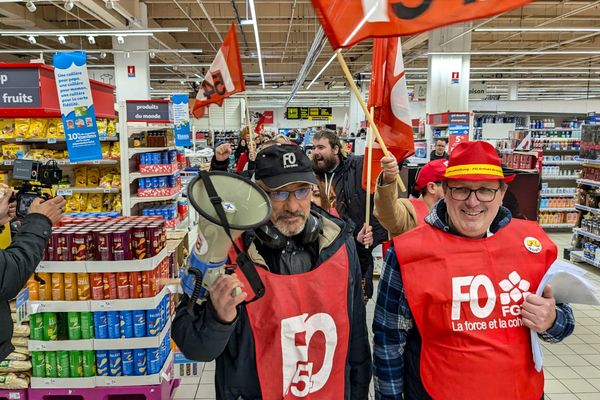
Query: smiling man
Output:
[[373, 141, 575, 400]]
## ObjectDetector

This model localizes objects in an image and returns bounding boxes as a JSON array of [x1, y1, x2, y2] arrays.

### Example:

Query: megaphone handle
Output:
[[186, 269, 204, 316]]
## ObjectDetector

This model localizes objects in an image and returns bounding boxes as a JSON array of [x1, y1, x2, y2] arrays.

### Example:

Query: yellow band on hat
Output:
[[445, 164, 504, 178]]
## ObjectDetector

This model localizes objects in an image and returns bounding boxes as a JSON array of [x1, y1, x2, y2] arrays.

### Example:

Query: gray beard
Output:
[[274, 219, 307, 237]]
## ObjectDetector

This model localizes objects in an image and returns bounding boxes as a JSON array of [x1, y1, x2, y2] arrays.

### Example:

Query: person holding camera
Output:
[[172, 144, 371, 399], [0, 191, 65, 361]]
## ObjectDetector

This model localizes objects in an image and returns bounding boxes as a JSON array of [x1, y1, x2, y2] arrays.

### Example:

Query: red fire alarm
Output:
[[127, 65, 136, 78]]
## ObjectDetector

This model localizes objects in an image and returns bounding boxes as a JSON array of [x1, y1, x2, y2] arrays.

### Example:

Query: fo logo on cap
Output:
[[283, 152, 298, 169], [524, 237, 542, 254]]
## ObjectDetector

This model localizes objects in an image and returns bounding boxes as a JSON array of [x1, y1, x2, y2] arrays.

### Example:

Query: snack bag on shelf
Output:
[[101, 142, 111, 159], [27, 119, 47, 138], [87, 167, 100, 187], [0, 360, 32, 373], [110, 142, 120, 159], [107, 119, 117, 137], [4, 353, 27, 361], [10, 337, 27, 348], [2, 144, 30, 160], [99, 173, 113, 189], [0, 372, 29, 389], [46, 119, 60, 138], [97, 119, 108, 138], [12, 324, 29, 337], [112, 195, 122, 212], [74, 167, 87, 187], [111, 174, 121, 189], [0, 119, 15, 139], [79, 194, 88, 211], [25, 150, 46, 161], [14, 119, 29, 138], [66, 194, 82, 213], [102, 194, 115, 211], [86, 194, 103, 212], [57, 120, 65, 137]]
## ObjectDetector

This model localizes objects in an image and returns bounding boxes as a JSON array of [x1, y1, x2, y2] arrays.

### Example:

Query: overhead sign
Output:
[[286, 107, 332, 120], [413, 83, 427, 101], [469, 82, 488, 100], [172, 94, 191, 147], [53, 51, 102, 162], [0, 68, 41, 108], [126, 100, 172, 122]]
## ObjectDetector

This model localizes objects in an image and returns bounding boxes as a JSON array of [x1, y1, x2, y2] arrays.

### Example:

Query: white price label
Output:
[[57, 189, 73, 196], [3, 160, 11, 165], [15, 138, 23, 142], [93, 160, 101, 164], [9, 392, 21, 399], [99, 301, 112, 309], [47, 138, 57, 144], [103, 188, 112, 193]]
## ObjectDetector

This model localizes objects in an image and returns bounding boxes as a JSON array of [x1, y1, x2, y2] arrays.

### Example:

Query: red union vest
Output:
[[408, 198, 429, 227], [229, 242, 350, 399], [394, 219, 556, 400]]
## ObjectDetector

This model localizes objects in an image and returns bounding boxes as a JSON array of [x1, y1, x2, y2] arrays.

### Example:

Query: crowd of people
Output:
[[170, 129, 576, 400]]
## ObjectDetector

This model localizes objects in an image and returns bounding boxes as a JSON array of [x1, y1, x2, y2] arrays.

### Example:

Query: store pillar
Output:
[[113, 35, 151, 102], [425, 24, 471, 137], [349, 82, 368, 135], [508, 81, 519, 100]]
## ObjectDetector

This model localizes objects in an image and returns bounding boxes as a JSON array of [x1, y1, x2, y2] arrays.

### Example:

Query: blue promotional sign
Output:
[[53, 51, 102, 162], [448, 124, 470, 135], [172, 94, 191, 147]]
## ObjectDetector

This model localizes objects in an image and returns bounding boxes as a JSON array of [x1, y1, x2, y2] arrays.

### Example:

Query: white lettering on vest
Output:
[[281, 313, 337, 397], [451, 275, 496, 320]]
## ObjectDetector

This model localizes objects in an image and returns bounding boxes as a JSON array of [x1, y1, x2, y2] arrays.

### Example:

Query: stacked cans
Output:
[[139, 150, 177, 166], [46, 216, 167, 262], [31, 350, 96, 378], [30, 312, 94, 341], [138, 173, 181, 190], [141, 204, 178, 221]]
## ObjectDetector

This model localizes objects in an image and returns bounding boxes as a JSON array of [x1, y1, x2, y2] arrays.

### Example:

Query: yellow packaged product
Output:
[[107, 119, 117, 136], [86, 193, 103, 212], [0, 372, 29, 389], [97, 119, 108, 137], [2, 144, 30, 160], [27, 119, 47, 138], [58, 120, 65, 136], [14, 119, 29, 138], [102, 194, 114, 211], [111, 174, 121, 189], [74, 167, 87, 187], [25, 150, 45, 161], [99, 173, 113, 189], [79, 193, 88, 211], [87, 167, 100, 187], [46, 119, 60, 137], [112, 195, 122, 212], [110, 142, 120, 159], [0, 120, 15, 139], [101, 142, 111, 159], [65, 194, 81, 213]]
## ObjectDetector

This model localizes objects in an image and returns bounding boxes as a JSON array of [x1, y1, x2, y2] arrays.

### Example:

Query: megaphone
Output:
[[183, 171, 271, 313]]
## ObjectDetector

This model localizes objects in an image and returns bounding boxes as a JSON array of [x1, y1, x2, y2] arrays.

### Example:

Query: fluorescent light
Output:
[[64, 0, 74, 11], [149, 51, 155, 59], [100, 52, 107, 59], [87, 35, 95, 45], [306, 52, 337, 89], [475, 27, 600, 33], [105, 0, 114, 9], [240, 19, 255, 26], [27, 35, 36, 44], [428, 50, 600, 56], [26, 1, 36, 12], [0, 28, 187, 37], [116, 35, 125, 45], [57, 35, 66, 44], [248, 0, 265, 88]]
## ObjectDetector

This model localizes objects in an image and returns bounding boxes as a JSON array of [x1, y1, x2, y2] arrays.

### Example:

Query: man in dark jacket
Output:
[[1, 192, 65, 361], [172, 144, 371, 399], [312, 130, 387, 300]]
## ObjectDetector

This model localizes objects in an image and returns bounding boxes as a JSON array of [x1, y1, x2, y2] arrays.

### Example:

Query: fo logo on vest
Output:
[[281, 313, 337, 397], [452, 271, 532, 321]]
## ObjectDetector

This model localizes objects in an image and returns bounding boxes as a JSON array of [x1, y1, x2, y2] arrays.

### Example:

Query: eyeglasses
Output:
[[268, 187, 312, 202], [447, 186, 501, 202]]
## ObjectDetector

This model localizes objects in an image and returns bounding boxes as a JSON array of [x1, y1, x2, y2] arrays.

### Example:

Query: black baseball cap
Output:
[[255, 144, 318, 190]]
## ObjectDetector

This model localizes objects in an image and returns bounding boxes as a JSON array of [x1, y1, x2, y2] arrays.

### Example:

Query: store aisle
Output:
[[173, 233, 600, 400]]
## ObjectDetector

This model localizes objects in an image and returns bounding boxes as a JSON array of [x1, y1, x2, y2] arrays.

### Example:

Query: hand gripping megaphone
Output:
[[183, 171, 272, 314]]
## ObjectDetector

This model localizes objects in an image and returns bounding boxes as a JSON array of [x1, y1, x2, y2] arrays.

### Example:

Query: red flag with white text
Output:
[[192, 23, 245, 116], [311, 0, 534, 49], [362, 37, 414, 193]]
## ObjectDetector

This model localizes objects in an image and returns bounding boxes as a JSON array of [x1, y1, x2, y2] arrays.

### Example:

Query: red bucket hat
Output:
[[415, 159, 448, 191], [444, 141, 515, 183]]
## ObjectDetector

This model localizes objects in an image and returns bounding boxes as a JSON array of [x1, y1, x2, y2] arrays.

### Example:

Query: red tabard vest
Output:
[[228, 243, 350, 399], [393, 219, 556, 400], [408, 198, 428, 227]]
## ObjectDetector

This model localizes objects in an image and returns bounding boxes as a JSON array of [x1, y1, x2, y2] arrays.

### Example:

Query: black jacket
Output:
[[172, 208, 372, 399], [317, 154, 387, 245], [210, 156, 254, 178], [0, 213, 52, 361]]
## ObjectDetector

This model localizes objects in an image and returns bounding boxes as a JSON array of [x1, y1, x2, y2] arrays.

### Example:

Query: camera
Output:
[[11, 159, 62, 218]]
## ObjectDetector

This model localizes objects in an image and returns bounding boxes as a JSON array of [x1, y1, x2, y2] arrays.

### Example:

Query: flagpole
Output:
[[364, 106, 375, 249], [243, 93, 255, 145], [336, 51, 406, 192]]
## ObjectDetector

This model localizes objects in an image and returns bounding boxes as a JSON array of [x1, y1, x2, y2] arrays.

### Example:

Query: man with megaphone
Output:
[[172, 144, 372, 399]]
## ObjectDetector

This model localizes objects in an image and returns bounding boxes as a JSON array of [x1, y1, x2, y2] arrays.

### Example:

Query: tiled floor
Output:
[[173, 232, 600, 400]]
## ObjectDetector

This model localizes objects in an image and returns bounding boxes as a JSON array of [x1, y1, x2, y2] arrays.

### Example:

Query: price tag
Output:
[[47, 138, 57, 144], [57, 189, 73, 196], [98, 301, 112, 310], [103, 188, 112, 193], [3, 160, 12, 166], [15, 138, 23, 142], [9, 392, 22, 399], [93, 160, 101, 164]]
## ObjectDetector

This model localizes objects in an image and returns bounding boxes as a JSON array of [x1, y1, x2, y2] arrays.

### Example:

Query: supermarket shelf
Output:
[[30, 376, 96, 389], [29, 338, 94, 351], [129, 146, 177, 157], [539, 193, 577, 198], [90, 285, 170, 312], [534, 137, 580, 141], [541, 175, 580, 180], [129, 169, 181, 184], [578, 158, 600, 165], [94, 318, 171, 351], [575, 204, 600, 214], [130, 192, 180, 207], [127, 124, 174, 135], [542, 160, 582, 166], [0, 159, 119, 167], [577, 179, 600, 188], [28, 299, 90, 313], [539, 208, 576, 212], [37, 246, 169, 273], [517, 128, 579, 132], [95, 351, 173, 387], [571, 250, 600, 268], [540, 223, 574, 229], [0, 137, 118, 143], [573, 227, 600, 241], [538, 149, 580, 153], [56, 187, 120, 196]]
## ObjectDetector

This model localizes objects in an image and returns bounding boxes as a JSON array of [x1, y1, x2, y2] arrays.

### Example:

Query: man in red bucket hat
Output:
[[373, 141, 575, 400]]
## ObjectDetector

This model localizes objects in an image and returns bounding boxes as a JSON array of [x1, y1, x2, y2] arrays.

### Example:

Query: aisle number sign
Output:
[[53, 51, 102, 162], [286, 107, 332, 120]]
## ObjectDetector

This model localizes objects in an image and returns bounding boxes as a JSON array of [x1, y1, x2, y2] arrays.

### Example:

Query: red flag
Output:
[[254, 114, 266, 134], [362, 37, 414, 193], [311, 0, 534, 49], [192, 105, 207, 119], [192, 23, 245, 116]]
